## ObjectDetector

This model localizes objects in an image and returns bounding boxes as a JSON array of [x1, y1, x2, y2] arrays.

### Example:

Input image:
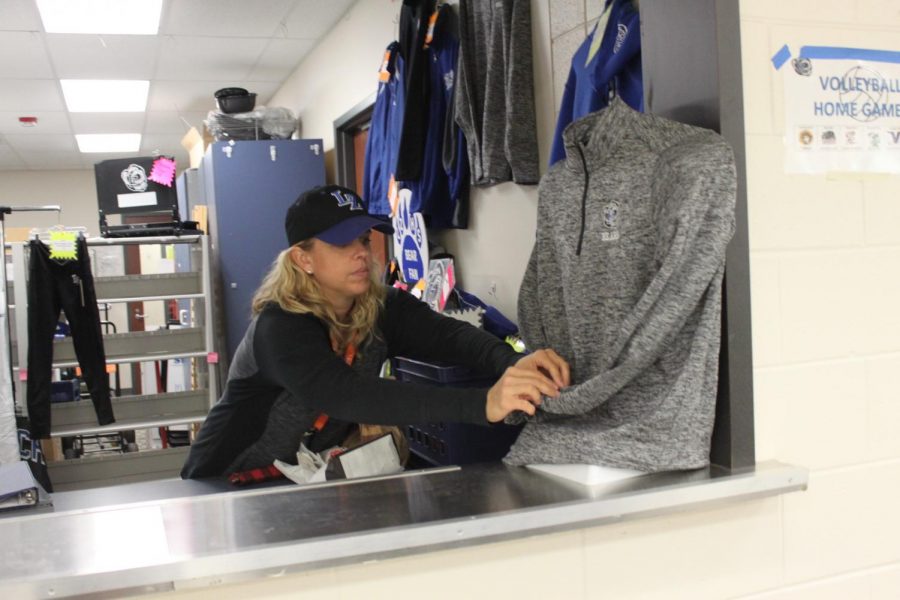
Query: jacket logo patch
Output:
[[614, 24, 628, 54], [601, 201, 620, 242]]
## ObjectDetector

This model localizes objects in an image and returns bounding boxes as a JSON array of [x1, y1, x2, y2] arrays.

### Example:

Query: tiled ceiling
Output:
[[0, 0, 356, 171]]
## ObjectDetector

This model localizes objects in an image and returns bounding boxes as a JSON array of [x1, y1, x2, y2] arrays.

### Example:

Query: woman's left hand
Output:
[[514, 348, 570, 389]]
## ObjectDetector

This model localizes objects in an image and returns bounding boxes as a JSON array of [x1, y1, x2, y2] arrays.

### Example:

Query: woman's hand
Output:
[[485, 366, 559, 423], [513, 348, 570, 388]]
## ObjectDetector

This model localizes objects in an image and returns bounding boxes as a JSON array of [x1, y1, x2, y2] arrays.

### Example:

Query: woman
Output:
[[181, 184, 569, 479]]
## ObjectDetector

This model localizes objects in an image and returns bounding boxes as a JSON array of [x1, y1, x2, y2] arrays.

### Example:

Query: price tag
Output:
[[48, 231, 77, 261]]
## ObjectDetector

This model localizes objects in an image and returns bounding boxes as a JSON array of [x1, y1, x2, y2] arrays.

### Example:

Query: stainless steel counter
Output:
[[0, 461, 806, 598]]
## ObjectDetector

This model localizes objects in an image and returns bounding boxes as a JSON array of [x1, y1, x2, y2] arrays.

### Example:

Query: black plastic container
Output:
[[216, 92, 257, 114], [395, 360, 523, 466]]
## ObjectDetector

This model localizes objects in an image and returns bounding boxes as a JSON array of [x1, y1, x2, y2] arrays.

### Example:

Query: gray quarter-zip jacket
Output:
[[455, 0, 539, 186], [506, 98, 736, 472]]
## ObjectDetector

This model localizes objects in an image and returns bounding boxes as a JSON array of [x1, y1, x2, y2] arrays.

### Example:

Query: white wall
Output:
[[154, 0, 900, 598], [0, 170, 99, 234]]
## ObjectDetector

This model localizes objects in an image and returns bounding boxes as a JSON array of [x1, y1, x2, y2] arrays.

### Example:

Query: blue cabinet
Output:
[[201, 139, 325, 362]]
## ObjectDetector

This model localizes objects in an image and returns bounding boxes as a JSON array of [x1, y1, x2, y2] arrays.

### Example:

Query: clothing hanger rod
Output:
[[1, 205, 61, 213]]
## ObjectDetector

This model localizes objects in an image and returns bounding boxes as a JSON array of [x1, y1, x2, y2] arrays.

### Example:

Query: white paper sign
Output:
[[775, 45, 900, 173], [391, 189, 428, 285]]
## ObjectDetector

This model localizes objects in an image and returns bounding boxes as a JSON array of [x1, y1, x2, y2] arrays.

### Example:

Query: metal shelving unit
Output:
[[7, 234, 218, 490]]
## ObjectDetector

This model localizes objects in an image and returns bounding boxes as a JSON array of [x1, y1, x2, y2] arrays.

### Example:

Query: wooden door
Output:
[[351, 127, 388, 270]]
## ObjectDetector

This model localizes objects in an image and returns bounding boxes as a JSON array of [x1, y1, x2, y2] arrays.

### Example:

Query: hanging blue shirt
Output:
[[549, 0, 643, 166], [363, 42, 406, 216], [402, 4, 469, 229]]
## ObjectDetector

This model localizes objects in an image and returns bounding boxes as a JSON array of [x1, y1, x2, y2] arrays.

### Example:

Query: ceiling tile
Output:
[[0, 32, 54, 78], [148, 80, 280, 112], [0, 111, 71, 135], [0, 1, 346, 170], [161, 0, 297, 37], [144, 110, 210, 135], [155, 36, 269, 81], [0, 80, 66, 112], [281, 0, 356, 39], [248, 38, 315, 81], [140, 134, 189, 162], [46, 34, 160, 80], [0, 0, 42, 32], [4, 133, 77, 152], [69, 112, 146, 134], [148, 80, 234, 112]]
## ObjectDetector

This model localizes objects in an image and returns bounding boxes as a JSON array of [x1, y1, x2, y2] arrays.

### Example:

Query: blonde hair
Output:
[[251, 240, 385, 351]]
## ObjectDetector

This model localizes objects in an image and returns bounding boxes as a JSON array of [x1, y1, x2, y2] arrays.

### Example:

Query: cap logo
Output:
[[331, 189, 363, 211]]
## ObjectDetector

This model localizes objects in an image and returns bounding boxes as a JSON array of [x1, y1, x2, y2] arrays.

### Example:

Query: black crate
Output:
[[394, 356, 480, 383], [395, 366, 522, 467]]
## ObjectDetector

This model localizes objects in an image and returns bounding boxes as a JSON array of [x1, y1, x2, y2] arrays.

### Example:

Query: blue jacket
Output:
[[363, 42, 406, 216], [549, 0, 643, 166], [403, 4, 469, 229]]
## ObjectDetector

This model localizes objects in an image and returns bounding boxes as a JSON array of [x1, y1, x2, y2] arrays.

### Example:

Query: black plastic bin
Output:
[[394, 359, 522, 467]]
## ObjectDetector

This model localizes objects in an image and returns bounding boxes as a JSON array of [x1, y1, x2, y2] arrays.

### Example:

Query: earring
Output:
[[306, 270, 313, 275]]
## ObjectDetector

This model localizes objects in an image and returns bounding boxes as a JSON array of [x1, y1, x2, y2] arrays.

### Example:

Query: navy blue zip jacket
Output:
[[549, 0, 643, 166]]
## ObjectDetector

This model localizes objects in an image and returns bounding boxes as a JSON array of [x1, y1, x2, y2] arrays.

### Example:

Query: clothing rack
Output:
[[29, 225, 87, 242], [0, 205, 62, 464]]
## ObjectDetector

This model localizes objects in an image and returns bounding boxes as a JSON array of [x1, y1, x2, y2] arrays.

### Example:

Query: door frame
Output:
[[333, 92, 376, 191], [333, 92, 390, 268]]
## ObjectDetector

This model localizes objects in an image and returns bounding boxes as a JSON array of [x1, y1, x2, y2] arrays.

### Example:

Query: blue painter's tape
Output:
[[798, 45, 900, 64], [772, 44, 791, 70]]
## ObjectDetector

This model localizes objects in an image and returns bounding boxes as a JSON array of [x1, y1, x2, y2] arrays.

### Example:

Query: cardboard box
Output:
[[180, 126, 214, 169]]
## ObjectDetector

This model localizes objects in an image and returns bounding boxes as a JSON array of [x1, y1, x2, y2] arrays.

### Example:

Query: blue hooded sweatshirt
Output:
[[549, 0, 643, 166]]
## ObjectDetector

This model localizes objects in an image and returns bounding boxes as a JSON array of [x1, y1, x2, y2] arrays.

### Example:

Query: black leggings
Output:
[[26, 238, 114, 438]]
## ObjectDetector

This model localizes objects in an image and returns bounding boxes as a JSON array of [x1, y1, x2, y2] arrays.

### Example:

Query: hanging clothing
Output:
[[507, 99, 736, 472], [402, 3, 470, 229], [549, 0, 643, 166], [362, 42, 406, 217], [394, 0, 437, 181], [26, 237, 114, 438], [181, 287, 520, 479], [455, 0, 539, 186]]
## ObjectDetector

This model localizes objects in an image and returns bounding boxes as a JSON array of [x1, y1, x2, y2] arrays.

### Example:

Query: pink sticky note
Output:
[[207, 352, 219, 364], [148, 157, 177, 187]]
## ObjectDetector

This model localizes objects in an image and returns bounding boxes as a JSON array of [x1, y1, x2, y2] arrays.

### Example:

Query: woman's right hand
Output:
[[485, 366, 560, 423]]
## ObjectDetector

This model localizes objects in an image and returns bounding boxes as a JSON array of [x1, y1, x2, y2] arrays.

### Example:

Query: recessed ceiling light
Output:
[[37, 0, 162, 35], [61, 80, 149, 113], [76, 133, 142, 153]]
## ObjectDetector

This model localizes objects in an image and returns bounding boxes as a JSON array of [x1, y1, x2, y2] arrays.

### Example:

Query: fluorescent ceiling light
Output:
[[61, 80, 149, 113], [37, 0, 162, 35], [76, 133, 141, 153]]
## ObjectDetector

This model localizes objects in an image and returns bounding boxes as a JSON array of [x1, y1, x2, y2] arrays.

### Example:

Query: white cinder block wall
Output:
[[156, 0, 900, 598]]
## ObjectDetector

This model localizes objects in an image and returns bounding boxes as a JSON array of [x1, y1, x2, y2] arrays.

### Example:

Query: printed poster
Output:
[[773, 45, 900, 173]]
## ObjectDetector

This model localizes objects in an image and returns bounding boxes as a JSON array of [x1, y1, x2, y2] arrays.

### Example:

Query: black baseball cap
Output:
[[285, 184, 393, 246]]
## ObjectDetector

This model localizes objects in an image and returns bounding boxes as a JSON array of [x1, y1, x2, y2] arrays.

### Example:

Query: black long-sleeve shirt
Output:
[[181, 288, 519, 479]]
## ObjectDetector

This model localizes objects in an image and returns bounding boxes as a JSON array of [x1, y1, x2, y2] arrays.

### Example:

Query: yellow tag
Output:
[[48, 231, 78, 261], [378, 48, 392, 82], [424, 10, 439, 48], [586, 3, 613, 66], [388, 174, 399, 217]]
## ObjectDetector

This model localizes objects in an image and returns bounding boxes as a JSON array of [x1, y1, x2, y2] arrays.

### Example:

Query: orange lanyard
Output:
[[308, 340, 357, 435]]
